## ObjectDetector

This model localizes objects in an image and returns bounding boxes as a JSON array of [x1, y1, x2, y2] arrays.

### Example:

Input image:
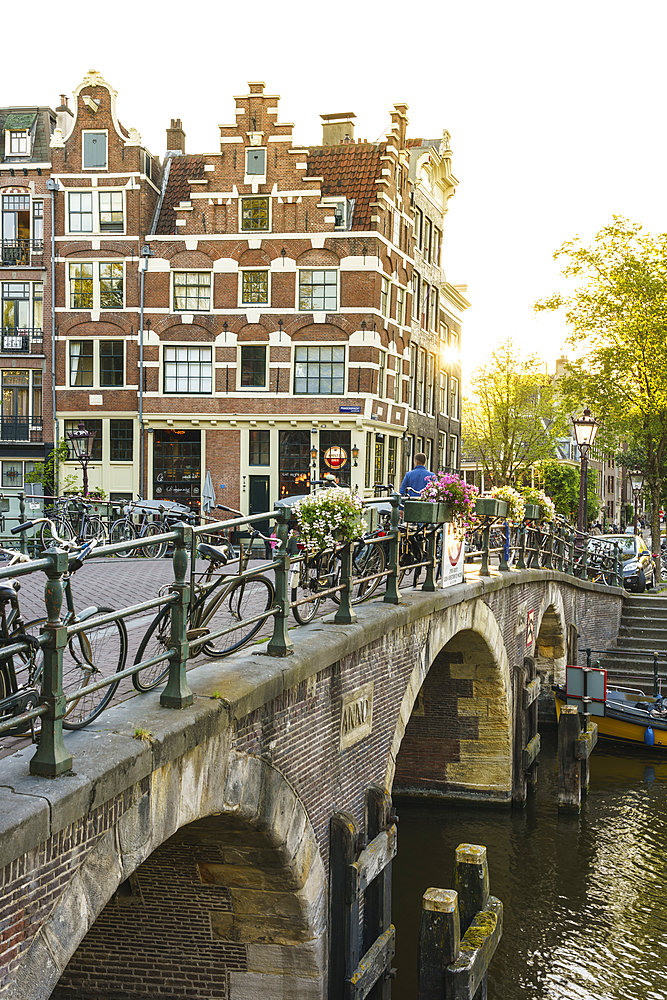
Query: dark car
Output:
[[589, 533, 654, 592]]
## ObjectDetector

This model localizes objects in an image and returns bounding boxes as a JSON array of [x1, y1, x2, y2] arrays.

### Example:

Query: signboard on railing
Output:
[[565, 664, 606, 717], [440, 524, 465, 589]]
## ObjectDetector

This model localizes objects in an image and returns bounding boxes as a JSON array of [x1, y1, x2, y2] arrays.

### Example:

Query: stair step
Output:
[[616, 635, 667, 648]]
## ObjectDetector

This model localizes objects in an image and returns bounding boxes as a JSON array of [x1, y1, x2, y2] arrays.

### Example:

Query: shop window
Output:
[[249, 430, 270, 466], [110, 419, 133, 461], [278, 430, 310, 498], [240, 346, 267, 388]]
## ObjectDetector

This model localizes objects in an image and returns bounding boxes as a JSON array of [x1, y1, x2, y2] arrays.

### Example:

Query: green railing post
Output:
[[498, 521, 511, 573], [18, 491, 27, 556], [567, 531, 574, 575], [384, 493, 400, 605], [422, 528, 436, 592], [517, 520, 527, 570], [543, 522, 554, 569], [267, 506, 294, 656], [615, 542, 622, 588], [334, 541, 358, 623], [30, 549, 72, 777], [161, 523, 194, 709], [557, 524, 564, 572], [481, 518, 491, 576]]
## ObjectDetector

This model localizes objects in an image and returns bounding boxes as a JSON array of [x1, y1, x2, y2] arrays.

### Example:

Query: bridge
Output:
[[0, 566, 623, 1000]]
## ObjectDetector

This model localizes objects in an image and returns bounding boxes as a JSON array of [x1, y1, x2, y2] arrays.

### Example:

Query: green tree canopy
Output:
[[462, 339, 566, 487], [538, 461, 600, 524], [536, 217, 667, 571]]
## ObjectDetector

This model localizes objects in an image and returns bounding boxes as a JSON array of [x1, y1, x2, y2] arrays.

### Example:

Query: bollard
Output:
[[333, 541, 358, 624], [30, 549, 72, 776], [161, 523, 194, 709], [383, 493, 400, 605], [558, 705, 582, 812], [454, 843, 490, 935], [267, 506, 294, 656], [417, 889, 460, 1000]]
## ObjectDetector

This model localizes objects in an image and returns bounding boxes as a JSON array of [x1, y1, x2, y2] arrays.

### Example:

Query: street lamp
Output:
[[630, 469, 644, 536], [67, 421, 96, 497], [571, 407, 599, 533]]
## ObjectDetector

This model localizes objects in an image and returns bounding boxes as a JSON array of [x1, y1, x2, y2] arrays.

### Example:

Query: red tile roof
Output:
[[307, 142, 385, 230], [154, 155, 205, 235]]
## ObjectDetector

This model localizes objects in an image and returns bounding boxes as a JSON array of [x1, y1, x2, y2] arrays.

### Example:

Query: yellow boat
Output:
[[554, 685, 667, 749]]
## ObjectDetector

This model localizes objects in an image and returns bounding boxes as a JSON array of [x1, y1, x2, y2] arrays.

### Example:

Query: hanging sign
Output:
[[440, 524, 465, 588], [324, 446, 348, 470]]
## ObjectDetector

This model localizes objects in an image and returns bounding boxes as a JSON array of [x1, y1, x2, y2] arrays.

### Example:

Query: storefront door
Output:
[[153, 429, 201, 511]]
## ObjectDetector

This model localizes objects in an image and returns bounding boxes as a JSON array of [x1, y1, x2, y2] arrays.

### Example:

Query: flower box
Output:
[[438, 503, 453, 523], [524, 503, 541, 521], [403, 500, 441, 523], [475, 498, 508, 518]]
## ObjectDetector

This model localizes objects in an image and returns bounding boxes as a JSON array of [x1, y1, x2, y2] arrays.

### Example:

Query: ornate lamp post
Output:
[[572, 407, 599, 533], [66, 421, 96, 496], [630, 469, 644, 536]]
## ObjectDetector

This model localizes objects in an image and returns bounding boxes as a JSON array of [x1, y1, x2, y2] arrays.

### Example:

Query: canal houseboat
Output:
[[554, 686, 667, 748]]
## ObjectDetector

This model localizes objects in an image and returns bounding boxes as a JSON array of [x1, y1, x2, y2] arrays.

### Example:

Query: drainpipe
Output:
[[46, 178, 59, 497], [138, 244, 153, 499]]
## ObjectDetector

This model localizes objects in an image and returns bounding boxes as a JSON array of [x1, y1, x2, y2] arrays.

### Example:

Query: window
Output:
[[449, 434, 458, 470], [409, 345, 417, 408], [396, 286, 405, 326], [365, 431, 372, 489], [64, 419, 102, 461], [241, 197, 269, 231], [438, 432, 446, 471], [110, 419, 133, 461], [2, 282, 43, 349], [424, 218, 432, 262], [417, 349, 426, 411], [414, 209, 423, 249], [439, 370, 448, 414], [69, 340, 124, 387], [324, 198, 347, 229], [246, 148, 266, 175], [100, 341, 124, 386], [374, 436, 385, 486], [393, 357, 401, 403], [32, 202, 43, 245], [387, 437, 397, 486], [412, 273, 420, 319], [69, 192, 93, 233], [392, 211, 400, 246], [440, 323, 449, 344], [427, 353, 436, 414], [450, 376, 459, 420], [68, 191, 124, 234], [241, 270, 268, 305], [173, 272, 211, 312], [449, 329, 459, 356], [1, 370, 41, 442], [249, 430, 270, 466], [240, 346, 267, 388], [83, 132, 107, 169], [381, 277, 389, 318], [299, 270, 337, 312], [433, 228, 442, 267], [99, 192, 123, 233], [431, 289, 439, 331], [294, 345, 345, 395], [69, 262, 124, 311], [163, 346, 213, 394], [70, 341, 93, 386], [425, 438, 432, 469], [378, 351, 386, 397], [2, 461, 24, 487], [421, 282, 430, 330], [9, 132, 29, 155]]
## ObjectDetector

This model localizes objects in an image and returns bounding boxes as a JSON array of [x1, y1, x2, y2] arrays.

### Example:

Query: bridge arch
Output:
[[12, 745, 326, 1000], [387, 598, 513, 804], [534, 582, 568, 687]]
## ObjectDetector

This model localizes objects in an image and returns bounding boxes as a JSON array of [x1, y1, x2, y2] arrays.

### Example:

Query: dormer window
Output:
[[245, 148, 266, 176], [9, 132, 28, 155], [323, 198, 348, 230]]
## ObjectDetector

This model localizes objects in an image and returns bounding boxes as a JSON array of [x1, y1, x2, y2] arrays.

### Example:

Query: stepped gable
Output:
[[154, 155, 205, 235], [307, 142, 385, 230]]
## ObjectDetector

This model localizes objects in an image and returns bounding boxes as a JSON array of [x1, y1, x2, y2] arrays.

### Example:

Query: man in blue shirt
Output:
[[399, 453, 432, 496]]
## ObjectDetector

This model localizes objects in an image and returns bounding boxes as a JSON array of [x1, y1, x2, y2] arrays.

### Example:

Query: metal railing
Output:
[[1, 327, 43, 354], [0, 416, 42, 442], [1, 239, 44, 266]]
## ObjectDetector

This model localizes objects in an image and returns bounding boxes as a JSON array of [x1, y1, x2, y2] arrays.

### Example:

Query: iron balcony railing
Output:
[[0, 416, 43, 442], [1, 239, 44, 266], [1, 327, 43, 354]]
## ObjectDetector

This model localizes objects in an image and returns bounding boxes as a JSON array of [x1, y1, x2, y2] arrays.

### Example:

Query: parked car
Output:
[[590, 533, 654, 592]]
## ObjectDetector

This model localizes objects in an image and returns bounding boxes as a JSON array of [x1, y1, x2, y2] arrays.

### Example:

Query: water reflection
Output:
[[392, 729, 667, 1000]]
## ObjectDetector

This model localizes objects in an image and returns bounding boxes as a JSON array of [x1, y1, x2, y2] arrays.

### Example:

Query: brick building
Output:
[[0, 104, 55, 489], [49, 74, 466, 514]]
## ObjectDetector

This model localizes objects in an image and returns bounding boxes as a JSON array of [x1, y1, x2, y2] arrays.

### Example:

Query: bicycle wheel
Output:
[[201, 576, 274, 656], [291, 562, 321, 624], [109, 518, 136, 556], [350, 542, 385, 603], [83, 515, 108, 545], [140, 522, 168, 560], [133, 605, 172, 692], [26, 609, 127, 729], [40, 515, 74, 549]]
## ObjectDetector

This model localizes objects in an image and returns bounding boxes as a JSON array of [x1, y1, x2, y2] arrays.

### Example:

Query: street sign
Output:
[[565, 664, 606, 717]]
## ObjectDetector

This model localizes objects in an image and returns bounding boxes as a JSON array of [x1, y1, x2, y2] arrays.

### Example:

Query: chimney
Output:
[[320, 112, 356, 147], [55, 94, 73, 137], [391, 103, 409, 149], [166, 118, 185, 155]]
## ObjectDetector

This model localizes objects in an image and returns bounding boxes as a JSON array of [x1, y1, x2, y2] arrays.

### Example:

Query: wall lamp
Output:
[[352, 444, 359, 467]]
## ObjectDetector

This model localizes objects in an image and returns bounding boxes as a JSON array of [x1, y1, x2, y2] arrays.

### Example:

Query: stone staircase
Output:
[[598, 594, 667, 692]]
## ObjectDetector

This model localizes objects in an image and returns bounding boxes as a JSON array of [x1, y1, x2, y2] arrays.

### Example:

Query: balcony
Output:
[[1, 239, 44, 267], [0, 417, 43, 443], [0, 328, 43, 355]]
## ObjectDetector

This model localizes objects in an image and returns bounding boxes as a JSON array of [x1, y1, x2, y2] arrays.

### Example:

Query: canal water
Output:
[[392, 727, 667, 1000]]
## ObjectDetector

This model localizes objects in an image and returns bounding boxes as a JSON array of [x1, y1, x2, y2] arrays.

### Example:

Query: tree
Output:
[[462, 340, 566, 487], [539, 461, 600, 524], [536, 217, 667, 576]]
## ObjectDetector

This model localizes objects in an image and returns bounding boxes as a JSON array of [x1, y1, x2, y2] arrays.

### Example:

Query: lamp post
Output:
[[66, 421, 96, 497], [571, 407, 599, 534], [630, 469, 644, 536]]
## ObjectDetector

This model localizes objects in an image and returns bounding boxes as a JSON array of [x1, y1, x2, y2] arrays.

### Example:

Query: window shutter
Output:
[[84, 133, 106, 168]]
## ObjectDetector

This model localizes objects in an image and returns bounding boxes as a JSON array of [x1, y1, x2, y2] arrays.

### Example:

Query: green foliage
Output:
[[540, 461, 599, 524], [463, 339, 567, 487], [25, 441, 76, 495]]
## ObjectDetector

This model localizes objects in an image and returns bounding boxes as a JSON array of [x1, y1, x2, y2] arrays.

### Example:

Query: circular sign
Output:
[[324, 446, 348, 470]]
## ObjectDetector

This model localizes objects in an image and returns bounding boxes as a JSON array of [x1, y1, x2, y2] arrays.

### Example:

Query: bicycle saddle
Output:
[[197, 542, 228, 565], [0, 585, 17, 604]]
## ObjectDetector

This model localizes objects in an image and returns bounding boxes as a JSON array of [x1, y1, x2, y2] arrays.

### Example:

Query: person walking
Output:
[[399, 452, 432, 496]]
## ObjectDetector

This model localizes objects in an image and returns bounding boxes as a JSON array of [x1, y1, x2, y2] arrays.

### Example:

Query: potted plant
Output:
[[418, 473, 479, 528], [489, 485, 525, 522], [475, 496, 509, 519], [293, 489, 366, 550], [520, 487, 556, 522]]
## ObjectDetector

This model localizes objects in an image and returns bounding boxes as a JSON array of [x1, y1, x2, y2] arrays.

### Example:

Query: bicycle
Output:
[[41, 495, 108, 549], [132, 506, 275, 692], [109, 500, 193, 559], [0, 519, 128, 732]]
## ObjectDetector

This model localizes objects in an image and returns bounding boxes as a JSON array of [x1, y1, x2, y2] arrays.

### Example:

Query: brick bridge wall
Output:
[[0, 571, 623, 1000]]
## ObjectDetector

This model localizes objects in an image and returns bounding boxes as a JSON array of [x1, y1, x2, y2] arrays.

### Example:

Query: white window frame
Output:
[[293, 343, 346, 396], [162, 345, 213, 396], [393, 357, 401, 403], [323, 197, 347, 230], [298, 269, 338, 313], [237, 343, 269, 391], [396, 286, 405, 327], [381, 277, 389, 318], [378, 350, 386, 398], [239, 268, 270, 307], [449, 434, 458, 470], [239, 196, 271, 233], [6, 130, 30, 157], [68, 338, 126, 389], [172, 271, 212, 313], [450, 375, 459, 420], [67, 189, 126, 236], [67, 261, 125, 311], [82, 130, 108, 170]]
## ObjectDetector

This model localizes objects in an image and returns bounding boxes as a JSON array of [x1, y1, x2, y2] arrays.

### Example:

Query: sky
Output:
[[8, 0, 667, 385]]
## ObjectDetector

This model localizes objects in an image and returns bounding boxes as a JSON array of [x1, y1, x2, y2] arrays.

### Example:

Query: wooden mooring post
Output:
[[512, 655, 541, 806], [557, 704, 598, 813], [418, 844, 503, 1000]]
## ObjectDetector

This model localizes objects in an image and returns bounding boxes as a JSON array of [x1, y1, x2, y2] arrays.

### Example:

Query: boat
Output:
[[554, 685, 667, 748]]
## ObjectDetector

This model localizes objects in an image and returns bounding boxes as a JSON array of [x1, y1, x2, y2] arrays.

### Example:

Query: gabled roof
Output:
[[154, 155, 205, 235], [307, 142, 386, 230], [0, 107, 55, 164]]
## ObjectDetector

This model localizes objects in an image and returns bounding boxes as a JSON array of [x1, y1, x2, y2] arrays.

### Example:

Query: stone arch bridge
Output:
[[0, 569, 622, 1000]]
